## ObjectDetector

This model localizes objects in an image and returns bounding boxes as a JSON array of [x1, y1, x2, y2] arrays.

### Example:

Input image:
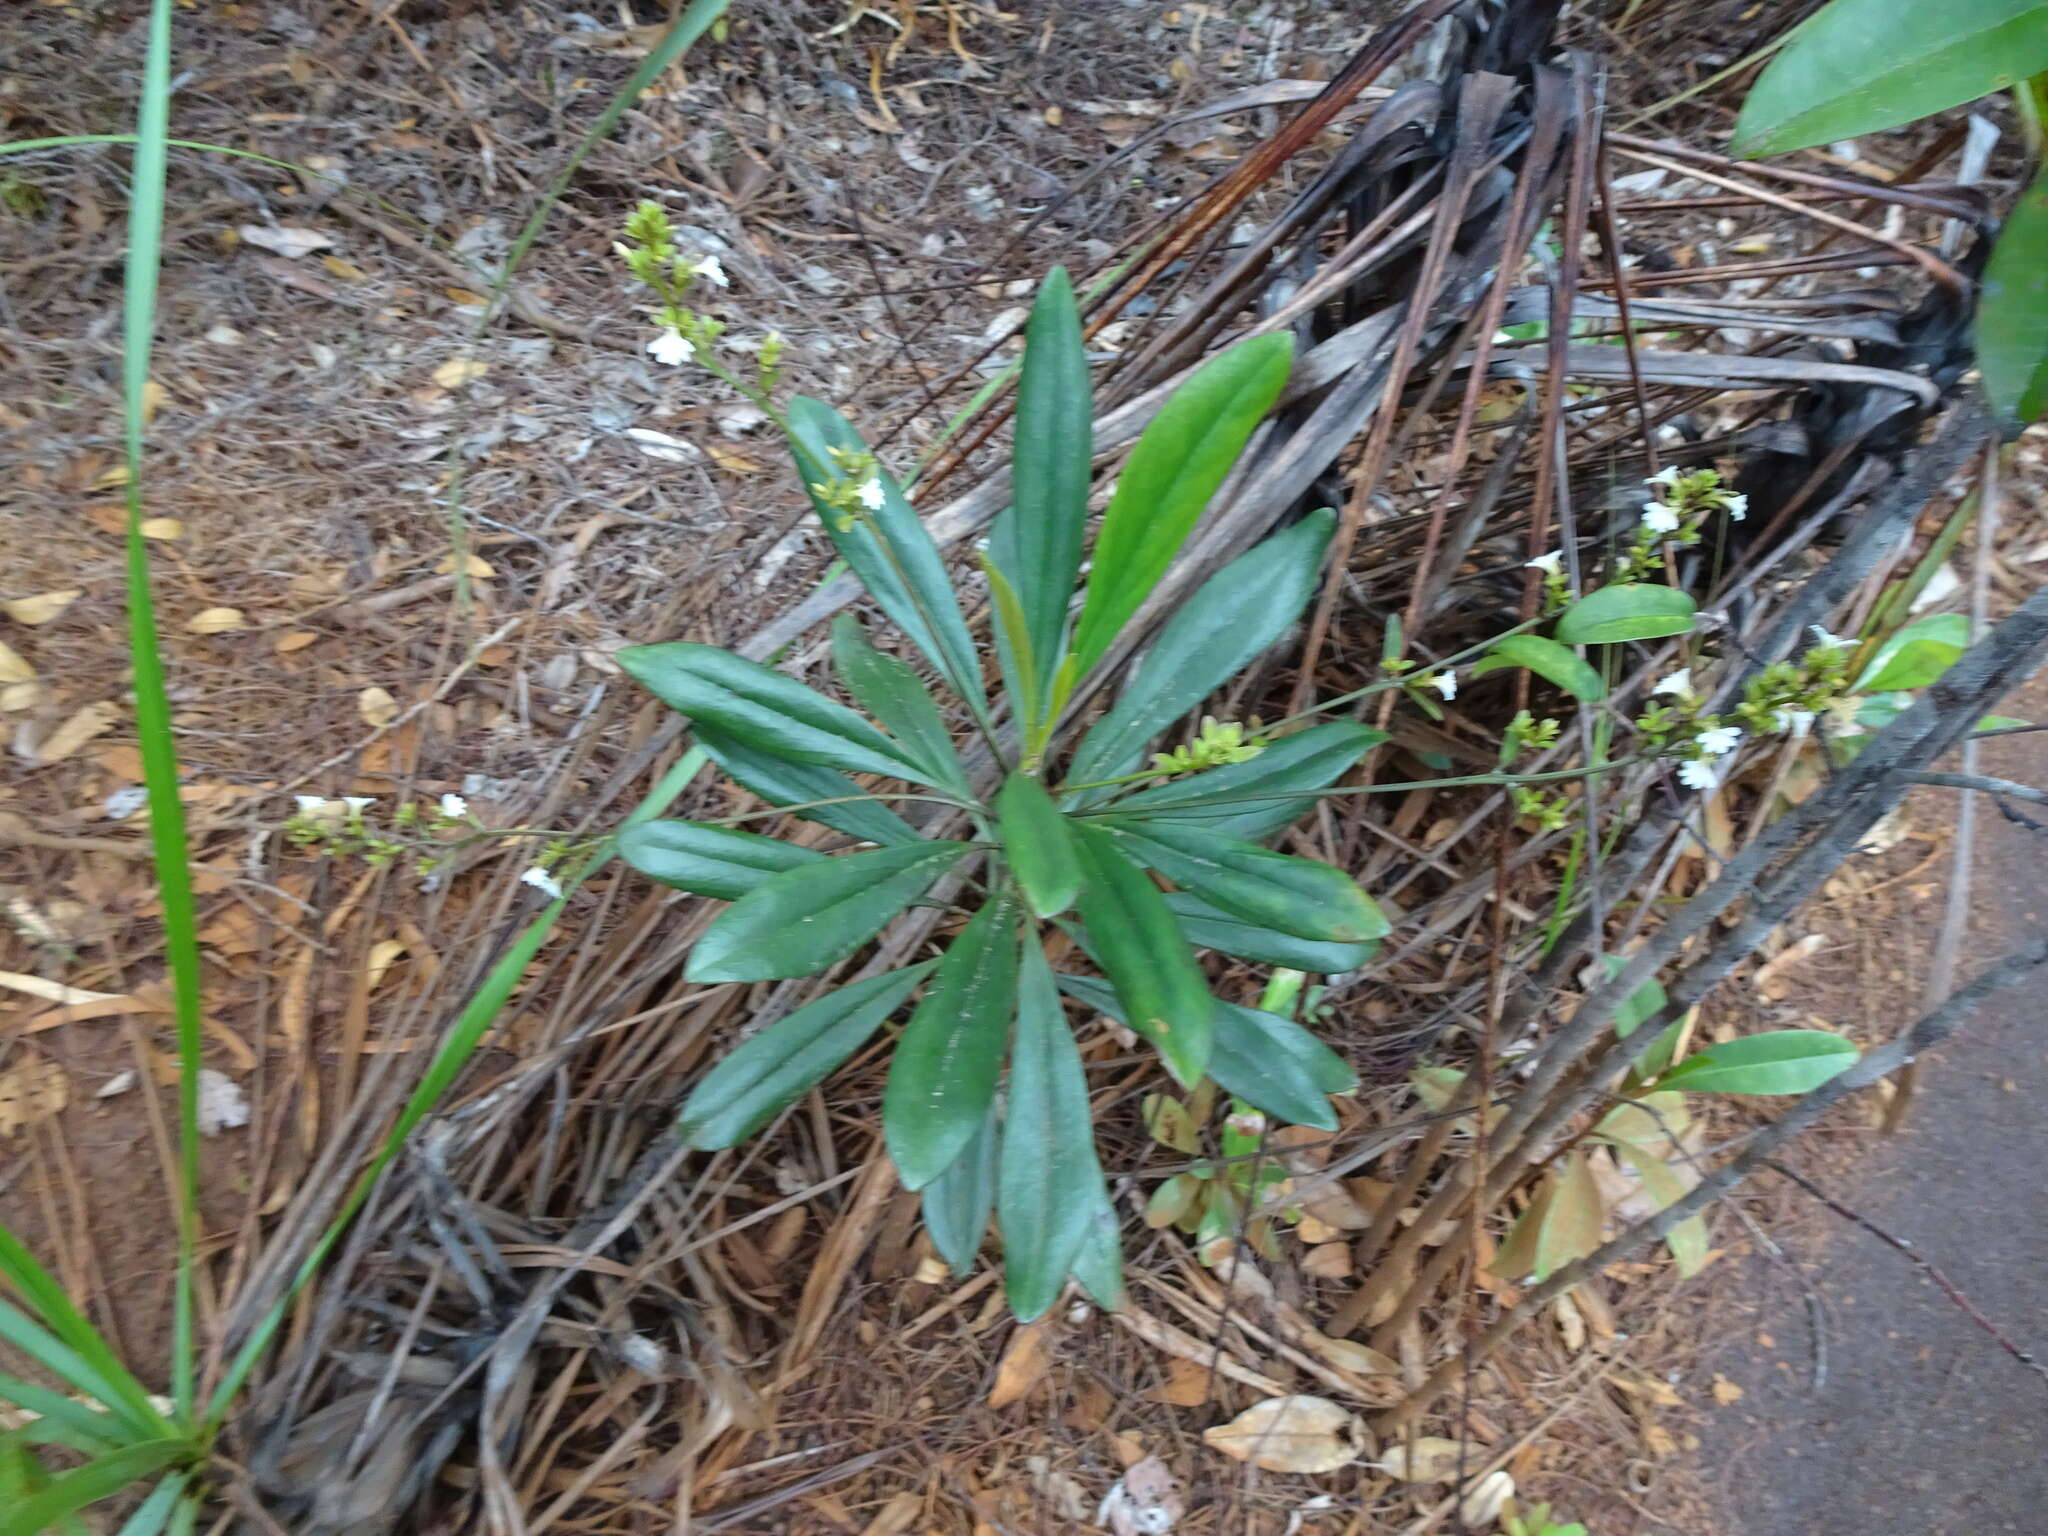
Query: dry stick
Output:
[[1762, 1159, 2048, 1391], [1376, 934, 2048, 1428]]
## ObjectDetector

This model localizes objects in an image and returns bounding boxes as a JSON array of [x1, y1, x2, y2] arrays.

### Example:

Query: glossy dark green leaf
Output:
[[1067, 509, 1335, 789], [1000, 944, 1104, 1319], [884, 897, 1021, 1189], [1071, 333, 1295, 675], [1068, 1190, 1127, 1310], [685, 841, 970, 983], [695, 724, 920, 847], [1655, 1030, 1859, 1095], [1855, 613, 1969, 692], [677, 964, 935, 1147], [1067, 821, 1213, 1086], [1162, 891, 1376, 973], [1981, 165, 2048, 428], [1470, 633, 1608, 701], [1059, 973, 1352, 1131], [988, 267, 1092, 699], [1553, 585, 1696, 646], [1732, 0, 2048, 157], [995, 772, 1085, 918], [619, 642, 921, 782], [619, 819, 826, 900], [1103, 821, 1385, 944], [787, 396, 986, 704], [830, 615, 972, 796], [1107, 719, 1386, 839], [921, 1103, 998, 1276]]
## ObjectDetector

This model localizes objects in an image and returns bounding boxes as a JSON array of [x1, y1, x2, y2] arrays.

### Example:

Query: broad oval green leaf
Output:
[[1553, 584, 1696, 646], [676, 964, 935, 1147], [686, 840, 970, 983], [1981, 164, 2048, 429], [1470, 633, 1608, 701], [694, 724, 920, 848], [1732, 0, 2048, 158], [1163, 891, 1377, 974], [989, 267, 1092, 701], [619, 642, 922, 783], [1067, 509, 1336, 790], [1067, 821, 1214, 1086], [1104, 821, 1386, 944], [1108, 719, 1386, 840], [921, 1103, 998, 1276], [995, 772, 1086, 918], [884, 897, 1021, 1189], [1000, 944, 1106, 1319], [619, 819, 826, 901], [1070, 332, 1296, 675], [831, 615, 972, 796], [1655, 1029, 1858, 1095], [1855, 612, 1969, 692], [787, 396, 986, 705]]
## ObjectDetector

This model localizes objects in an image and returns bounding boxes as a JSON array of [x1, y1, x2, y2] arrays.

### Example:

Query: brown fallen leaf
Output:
[[274, 630, 320, 653], [357, 685, 400, 728], [5, 589, 81, 626], [1203, 1395, 1369, 1474], [139, 517, 182, 540], [432, 357, 488, 389], [185, 607, 248, 634], [989, 1318, 1052, 1409], [1753, 933, 1826, 1000], [33, 701, 122, 766], [1377, 1435, 1468, 1483], [1300, 1241, 1352, 1279], [0, 1058, 68, 1135], [1148, 1355, 1218, 1407], [434, 551, 495, 579], [1711, 1373, 1745, 1405], [237, 222, 332, 259]]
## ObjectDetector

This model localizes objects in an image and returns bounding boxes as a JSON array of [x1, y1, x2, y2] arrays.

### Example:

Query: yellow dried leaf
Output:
[[1203, 1395, 1368, 1474], [4, 589, 82, 626], [704, 442, 766, 475], [1300, 1241, 1352, 1279], [274, 630, 319, 653], [185, 607, 248, 634], [34, 701, 121, 766], [444, 287, 489, 306], [989, 1319, 1052, 1409], [139, 517, 182, 540], [432, 357, 488, 388], [357, 685, 400, 728], [0, 1059, 68, 1135], [322, 255, 369, 282], [0, 682, 41, 713], [1307, 1334, 1398, 1377], [0, 640, 33, 683], [434, 551, 495, 578], [364, 938, 409, 991], [141, 378, 167, 427], [1376, 1435, 1465, 1483], [1711, 1373, 1745, 1405]]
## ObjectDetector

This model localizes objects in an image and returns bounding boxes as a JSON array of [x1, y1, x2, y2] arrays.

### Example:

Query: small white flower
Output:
[[646, 327, 694, 366], [342, 796, 376, 813], [687, 254, 729, 288], [857, 477, 886, 510], [293, 794, 329, 813], [1652, 667, 1694, 699], [1430, 671, 1457, 701], [1525, 550, 1564, 575], [1645, 465, 1681, 487], [1697, 724, 1742, 756], [1677, 757, 1720, 791], [1774, 707, 1815, 736], [520, 866, 565, 901], [1808, 624, 1847, 651], [1722, 491, 1748, 521], [438, 793, 469, 819], [1641, 502, 1681, 535]]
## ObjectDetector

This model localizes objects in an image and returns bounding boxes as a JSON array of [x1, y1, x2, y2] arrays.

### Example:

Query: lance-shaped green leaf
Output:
[[1615, 1146, 1709, 1278], [1066, 822, 1212, 1085], [1162, 891, 1376, 973], [1981, 164, 2048, 428], [1470, 633, 1608, 701], [995, 772, 1085, 918], [831, 615, 973, 796], [1000, 943, 1105, 1319], [1067, 508, 1335, 790], [987, 266, 1091, 700], [1554, 585, 1696, 646], [677, 964, 935, 1147], [1732, 0, 2048, 158], [619, 819, 826, 901], [921, 1102, 998, 1276], [1068, 1191, 1127, 1310], [619, 642, 923, 782], [6, 1441, 190, 1536], [787, 396, 986, 705], [1071, 332, 1295, 675], [884, 896, 1021, 1189], [1854, 612, 1969, 692], [686, 841, 970, 983], [1059, 973, 1353, 1131], [1109, 719, 1385, 840], [694, 725, 921, 847], [1102, 820, 1385, 945], [1654, 1030, 1859, 1095]]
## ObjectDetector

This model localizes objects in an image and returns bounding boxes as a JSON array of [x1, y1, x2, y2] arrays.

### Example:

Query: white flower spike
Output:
[[857, 478, 886, 511], [293, 794, 329, 813], [1677, 757, 1720, 791], [1525, 550, 1565, 575], [342, 796, 376, 813], [1808, 624, 1847, 651], [688, 254, 729, 288], [1645, 465, 1681, 487], [439, 793, 469, 820], [1641, 502, 1681, 535], [521, 866, 565, 901], [1697, 724, 1742, 756], [1430, 671, 1458, 702], [647, 327, 694, 366], [1652, 667, 1693, 700], [1722, 491, 1748, 521], [1774, 707, 1815, 736]]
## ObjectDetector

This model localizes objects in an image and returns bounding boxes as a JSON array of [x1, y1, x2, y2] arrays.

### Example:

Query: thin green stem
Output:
[[1071, 755, 1647, 818], [1266, 617, 1546, 732], [708, 791, 982, 828]]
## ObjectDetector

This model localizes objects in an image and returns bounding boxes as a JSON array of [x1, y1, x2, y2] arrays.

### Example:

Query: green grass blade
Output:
[[0, 1373, 136, 1454], [0, 1442, 187, 1536], [0, 1304, 167, 1446], [111, 1473, 190, 1536]]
